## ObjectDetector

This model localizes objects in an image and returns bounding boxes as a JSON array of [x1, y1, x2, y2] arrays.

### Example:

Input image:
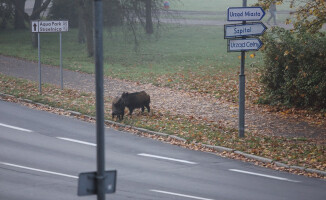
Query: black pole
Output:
[[239, 51, 245, 138], [239, 0, 247, 138], [94, 0, 105, 200]]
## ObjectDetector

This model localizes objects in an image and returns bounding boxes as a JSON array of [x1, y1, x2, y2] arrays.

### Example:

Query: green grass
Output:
[[0, 25, 263, 81], [0, 25, 265, 103], [172, 0, 257, 12], [172, 0, 294, 12], [170, 0, 295, 23]]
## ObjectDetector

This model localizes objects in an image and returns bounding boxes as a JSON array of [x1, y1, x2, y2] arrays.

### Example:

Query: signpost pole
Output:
[[239, 0, 247, 138], [94, 0, 105, 200], [38, 32, 42, 94], [226, 1, 265, 138], [76, 10, 116, 197], [60, 32, 63, 90], [239, 51, 245, 138]]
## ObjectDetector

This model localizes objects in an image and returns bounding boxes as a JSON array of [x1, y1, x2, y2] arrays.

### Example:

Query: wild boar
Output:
[[112, 96, 125, 120], [121, 91, 150, 116]]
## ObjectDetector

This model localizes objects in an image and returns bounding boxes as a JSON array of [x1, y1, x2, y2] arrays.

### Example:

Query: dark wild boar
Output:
[[112, 96, 125, 120], [121, 91, 150, 116]]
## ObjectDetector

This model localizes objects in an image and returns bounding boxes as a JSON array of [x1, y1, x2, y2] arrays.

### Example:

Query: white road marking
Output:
[[150, 189, 214, 200], [0, 123, 33, 132], [0, 162, 78, 179], [229, 169, 301, 183], [56, 137, 96, 147], [138, 153, 197, 164]]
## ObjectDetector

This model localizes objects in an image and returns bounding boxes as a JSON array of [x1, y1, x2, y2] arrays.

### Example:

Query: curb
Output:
[[234, 151, 274, 163], [1, 93, 325, 178]]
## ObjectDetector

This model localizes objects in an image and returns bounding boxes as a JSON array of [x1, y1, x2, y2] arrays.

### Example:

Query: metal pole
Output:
[[239, 52, 245, 138], [38, 32, 42, 94], [60, 32, 63, 90], [94, 0, 105, 200], [239, 0, 247, 138]]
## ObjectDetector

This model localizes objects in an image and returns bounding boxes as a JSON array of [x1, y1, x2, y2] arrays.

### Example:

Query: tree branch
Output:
[[30, 0, 52, 20]]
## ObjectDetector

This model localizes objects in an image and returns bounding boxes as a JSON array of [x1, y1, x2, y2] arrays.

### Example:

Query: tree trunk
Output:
[[0, 1, 14, 29], [145, 0, 153, 34], [31, 0, 43, 48], [32, 0, 43, 19], [78, 0, 94, 57], [14, 0, 26, 29], [78, 3, 86, 44]]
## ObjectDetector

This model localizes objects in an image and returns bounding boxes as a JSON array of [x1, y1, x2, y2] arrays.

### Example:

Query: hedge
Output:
[[260, 27, 326, 110]]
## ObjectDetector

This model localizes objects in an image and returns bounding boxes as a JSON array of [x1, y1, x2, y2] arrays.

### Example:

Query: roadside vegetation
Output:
[[1, 73, 325, 174]]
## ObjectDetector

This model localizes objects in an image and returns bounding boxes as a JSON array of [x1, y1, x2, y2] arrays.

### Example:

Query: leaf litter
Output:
[[0, 72, 325, 179]]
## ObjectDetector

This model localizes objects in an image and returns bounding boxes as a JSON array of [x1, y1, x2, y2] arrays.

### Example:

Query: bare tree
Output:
[[77, 0, 94, 57], [0, 0, 14, 29], [145, 0, 153, 34], [12, 0, 52, 47], [13, 0, 26, 29]]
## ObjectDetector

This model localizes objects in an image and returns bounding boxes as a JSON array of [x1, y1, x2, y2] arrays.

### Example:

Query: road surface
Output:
[[0, 100, 325, 200]]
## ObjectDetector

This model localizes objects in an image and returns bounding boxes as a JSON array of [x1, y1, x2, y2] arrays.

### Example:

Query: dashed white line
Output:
[[0, 162, 78, 179], [229, 169, 300, 183], [0, 123, 33, 132], [138, 153, 197, 164], [150, 189, 214, 200], [56, 137, 96, 147]]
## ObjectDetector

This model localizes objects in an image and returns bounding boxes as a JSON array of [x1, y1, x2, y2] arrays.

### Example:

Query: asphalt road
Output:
[[0, 100, 325, 200]]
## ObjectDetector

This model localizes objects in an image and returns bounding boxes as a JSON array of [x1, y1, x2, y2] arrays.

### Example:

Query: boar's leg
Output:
[[128, 107, 134, 116], [145, 104, 150, 113]]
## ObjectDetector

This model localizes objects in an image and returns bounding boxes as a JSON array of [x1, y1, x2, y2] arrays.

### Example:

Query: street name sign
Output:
[[227, 38, 263, 52], [227, 7, 265, 21], [31, 20, 69, 33], [224, 22, 267, 38]]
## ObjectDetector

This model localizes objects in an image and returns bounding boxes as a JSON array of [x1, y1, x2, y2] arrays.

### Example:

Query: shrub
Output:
[[260, 27, 326, 109]]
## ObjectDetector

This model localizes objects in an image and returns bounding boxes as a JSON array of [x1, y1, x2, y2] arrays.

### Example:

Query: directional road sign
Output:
[[227, 7, 265, 21], [227, 38, 263, 52], [31, 20, 69, 33], [224, 22, 267, 38]]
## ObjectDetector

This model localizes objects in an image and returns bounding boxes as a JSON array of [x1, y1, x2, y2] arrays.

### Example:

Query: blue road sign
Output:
[[224, 22, 267, 38], [227, 7, 265, 21]]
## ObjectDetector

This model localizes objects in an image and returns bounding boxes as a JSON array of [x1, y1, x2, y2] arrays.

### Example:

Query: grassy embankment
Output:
[[0, 73, 324, 173]]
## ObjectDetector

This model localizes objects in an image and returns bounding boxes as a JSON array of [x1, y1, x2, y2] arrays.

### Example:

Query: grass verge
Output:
[[1, 73, 325, 174]]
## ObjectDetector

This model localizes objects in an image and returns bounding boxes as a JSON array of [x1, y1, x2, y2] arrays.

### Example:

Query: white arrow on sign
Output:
[[224, 22, 267, 38], [227, 7, 265, 21], [228, 38, 263, 52]]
